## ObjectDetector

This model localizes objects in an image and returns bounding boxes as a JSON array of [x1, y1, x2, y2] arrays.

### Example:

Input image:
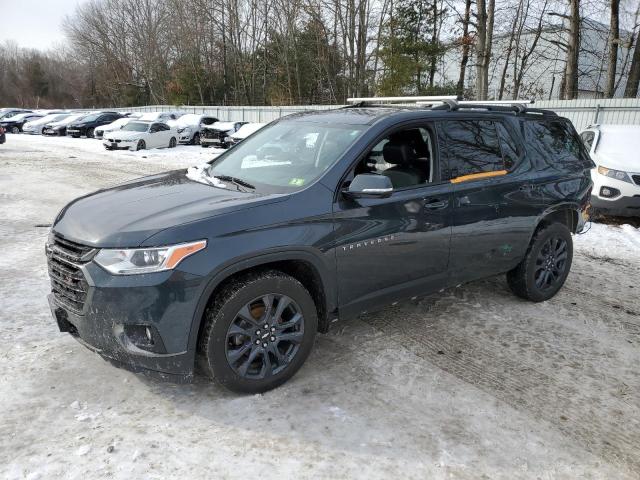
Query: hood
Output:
[[52, 170, 286, 247], [104, 130, 144, 140], [592, 150, 640, 172]]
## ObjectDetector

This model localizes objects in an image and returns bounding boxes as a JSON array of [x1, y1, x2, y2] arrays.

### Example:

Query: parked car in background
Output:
[[580, 124, 640, 217], [227, 122, 266, 147], [43, 113, 89, 136], [139, 111, 184, 123], [0, 112, 44, 133], [67, 111, 123, 138], [103, 120, 177, 151], [201, 121, 247, 148], [0, 125, 5, 144], [169, 113, 218, 145], [0, 108, 32, 121], [94, 116, 141, 139], [22, 113, 71, 135]]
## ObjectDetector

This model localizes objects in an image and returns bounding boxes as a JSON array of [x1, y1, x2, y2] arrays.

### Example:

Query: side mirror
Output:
[[344, 174, 393, 199]]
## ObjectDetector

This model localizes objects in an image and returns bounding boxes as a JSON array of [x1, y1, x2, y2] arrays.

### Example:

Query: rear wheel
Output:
[[507, 223, 573, 302], [169, 137, 177, 148], [136, 140, 146, 151], [199, 270, 317, 393]]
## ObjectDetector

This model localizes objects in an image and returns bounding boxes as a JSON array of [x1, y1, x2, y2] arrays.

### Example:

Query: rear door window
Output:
[[437, 120, 504, 181]]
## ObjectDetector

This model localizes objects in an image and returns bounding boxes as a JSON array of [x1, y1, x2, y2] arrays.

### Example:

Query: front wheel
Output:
[[199, 270, 317, 393], [86, 128, 94, 138], [169, 137, 177, 148], [507, 223, 573, 302], [136, 139, 146, 151], [192, 132, 200, 145], [11, 127, 19, 134]]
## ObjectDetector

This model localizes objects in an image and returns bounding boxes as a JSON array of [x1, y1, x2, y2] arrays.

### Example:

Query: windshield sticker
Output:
[[289, 178, 305, 186]]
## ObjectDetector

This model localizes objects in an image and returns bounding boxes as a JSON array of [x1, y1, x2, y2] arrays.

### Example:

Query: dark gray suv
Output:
[[46, 100, 593, 393]]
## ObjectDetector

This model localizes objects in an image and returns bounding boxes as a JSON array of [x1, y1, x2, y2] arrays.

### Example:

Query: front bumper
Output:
[[47, 256, 207, 381], [103, 139, 136, 150], [178, 133, 193, 144], [67, 128, 83, 136], [591, 170, 640, 217], [43, 127, 63, 136], [591, 195, 640, 217]]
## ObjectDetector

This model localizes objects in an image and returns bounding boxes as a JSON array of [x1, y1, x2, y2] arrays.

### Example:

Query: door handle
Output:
[[424, 199, 448, 210]]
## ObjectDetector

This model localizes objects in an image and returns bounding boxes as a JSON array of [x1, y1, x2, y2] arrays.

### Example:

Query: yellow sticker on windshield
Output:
[[289, 178, 305, 186]]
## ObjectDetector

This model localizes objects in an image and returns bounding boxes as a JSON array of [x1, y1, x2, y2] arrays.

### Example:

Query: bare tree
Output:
[[605, 0, 620, 97]]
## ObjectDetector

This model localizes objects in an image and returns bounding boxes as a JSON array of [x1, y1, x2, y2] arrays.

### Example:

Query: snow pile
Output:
[[574, 222, 640, 263]]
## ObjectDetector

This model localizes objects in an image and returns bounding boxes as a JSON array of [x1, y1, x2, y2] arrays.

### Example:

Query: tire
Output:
[[11, 127, 19, 134], [192, 132, 200, 145], [199, 270, 318, 394], [507, 223, 573, 302], [201, 144, 209, 148], [86, 128, 94, 138], [72, 135, 80, 138], [169, 137, 177, 148], [136, 140, 146, 151]]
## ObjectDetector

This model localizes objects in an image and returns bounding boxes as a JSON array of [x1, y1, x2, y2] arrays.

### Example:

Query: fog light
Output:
[[600, 186, 620, 198], [122, 324, 166, 353]]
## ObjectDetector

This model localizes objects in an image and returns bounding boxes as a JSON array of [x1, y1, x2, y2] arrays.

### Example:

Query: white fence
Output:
[[117, 98, 640, 131]]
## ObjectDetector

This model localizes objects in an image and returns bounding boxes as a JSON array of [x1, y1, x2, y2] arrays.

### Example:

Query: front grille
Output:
[[202, 129, 225, 140], [46, 234, 97, 315], [632, 174, 640, 186]]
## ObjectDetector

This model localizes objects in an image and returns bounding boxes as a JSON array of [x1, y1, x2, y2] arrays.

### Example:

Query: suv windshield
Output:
[[206, 122, 363, 192], [122, 122, 149, 132]]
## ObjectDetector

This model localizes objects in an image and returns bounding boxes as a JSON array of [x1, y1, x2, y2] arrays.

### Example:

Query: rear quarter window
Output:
[[524, 119, 593, 171]]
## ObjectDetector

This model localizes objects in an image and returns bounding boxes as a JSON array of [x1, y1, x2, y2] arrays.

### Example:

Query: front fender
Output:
[[184, 246, 337, 367]]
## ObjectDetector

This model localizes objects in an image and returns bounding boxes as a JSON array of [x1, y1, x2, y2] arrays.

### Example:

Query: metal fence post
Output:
[[594, 104, 601, 124]]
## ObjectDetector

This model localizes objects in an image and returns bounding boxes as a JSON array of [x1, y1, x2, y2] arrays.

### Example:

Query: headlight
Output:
[[597, 165, 632, 183], [94, 240, 206, 275]]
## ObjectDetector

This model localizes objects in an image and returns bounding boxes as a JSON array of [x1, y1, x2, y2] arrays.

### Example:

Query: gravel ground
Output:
[[1, 134, 639, 479]]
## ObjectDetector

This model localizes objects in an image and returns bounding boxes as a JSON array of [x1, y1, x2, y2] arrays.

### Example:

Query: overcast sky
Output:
[[0, 0, 86, 51]]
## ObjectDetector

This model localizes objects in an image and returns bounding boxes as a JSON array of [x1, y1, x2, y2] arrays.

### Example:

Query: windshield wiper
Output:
[[213, 175, 255, 191]]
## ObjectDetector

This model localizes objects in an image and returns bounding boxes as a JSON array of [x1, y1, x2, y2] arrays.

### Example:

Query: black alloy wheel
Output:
[[225, 294, 304, 379], [169, 137, 177, 148], [87, 127, 95, 138], [136, 139, 146, 151], [199, 270, 317, 393], [507, 222, 573, 302], [534, 236, 568, 290]]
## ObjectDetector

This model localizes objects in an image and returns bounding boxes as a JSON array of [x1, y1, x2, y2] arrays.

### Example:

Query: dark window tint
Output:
[[580, 131, 595, 150], [524, 120, 589, 171], [159, 123, 170, 131], [496, 122, 519, 170], [438, 120, 504, 180]]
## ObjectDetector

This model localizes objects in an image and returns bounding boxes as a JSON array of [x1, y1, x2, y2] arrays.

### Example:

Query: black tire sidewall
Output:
[[137, 140, 145, 150], [193, 133, 200, 145], [206, 274, 317, 393], [87, 128, 94, 138], [524, 223, 573, 301]]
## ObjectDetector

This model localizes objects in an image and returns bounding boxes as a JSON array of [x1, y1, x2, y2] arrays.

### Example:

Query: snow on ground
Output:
[[1, 134, 640, 479], [574, 222, 640, 262]]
